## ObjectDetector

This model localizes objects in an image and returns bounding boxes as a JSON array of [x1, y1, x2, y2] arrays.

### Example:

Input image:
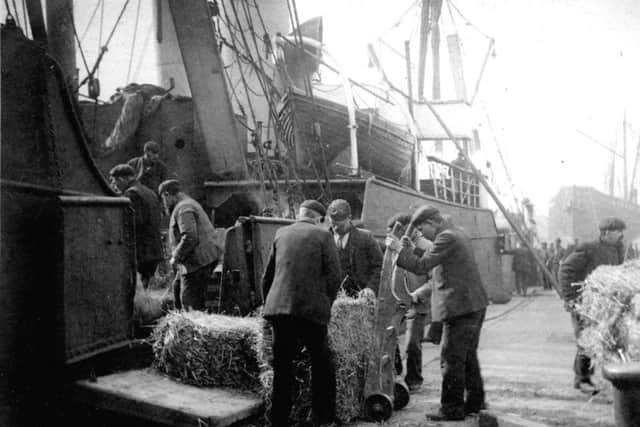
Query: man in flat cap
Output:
[[159, 179, 219, 310], [128, 140, 169, 197], [262, 200, 341, 426], [559, 217, 626, 393], [387, 205, 488, 421], [327, 199, 382, 297], [386, 212, 441, 393], [110, 164, 163, 289]]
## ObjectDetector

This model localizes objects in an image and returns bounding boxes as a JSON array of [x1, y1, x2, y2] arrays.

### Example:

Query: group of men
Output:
[[262, 200, 489, 425], [110, 140, 631, 423], [109, 140, 219, 310]]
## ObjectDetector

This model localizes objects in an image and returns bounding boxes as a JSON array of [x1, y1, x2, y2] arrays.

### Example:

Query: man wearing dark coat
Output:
[[127, 140, 169, 197], [387, 205, 489, 422], [159, 179, 220, 310], [559, 217, 625, 393], [326, 199, 383, 297], [262, 200, 342, 427], [110, 164, 163, 289]]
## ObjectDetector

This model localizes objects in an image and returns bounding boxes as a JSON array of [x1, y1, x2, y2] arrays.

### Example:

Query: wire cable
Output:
[[126, 0, 142, 83], [79, 0, 103, 42], [67, 5, 91, 76], [447, 0, 493, 41]]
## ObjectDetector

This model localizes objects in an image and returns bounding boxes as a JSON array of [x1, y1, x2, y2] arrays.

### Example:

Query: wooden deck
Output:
[[73, 369, 263, 427]]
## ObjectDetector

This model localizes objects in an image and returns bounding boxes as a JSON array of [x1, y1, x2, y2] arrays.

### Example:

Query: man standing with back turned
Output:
[[110, 164, 163, 289], [262, 200, 342, 427], [559, 217, 625, 393], [387, 205, 489, 421]]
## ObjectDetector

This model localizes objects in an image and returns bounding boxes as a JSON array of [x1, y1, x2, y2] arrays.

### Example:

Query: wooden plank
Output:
[[73, 369, 263, 427]]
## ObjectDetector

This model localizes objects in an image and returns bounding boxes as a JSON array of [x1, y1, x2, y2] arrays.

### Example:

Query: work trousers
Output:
[[440, 309, 486, 417], [514, 271, 528, 296], [571, 311, 594, 380], [269, 316, 336, 426], [174, 262, 214, 310], [405, 312, 428, 387]]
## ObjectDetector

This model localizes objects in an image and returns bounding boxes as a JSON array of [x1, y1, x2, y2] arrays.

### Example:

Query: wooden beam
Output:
[[168, 0, 248, 179]]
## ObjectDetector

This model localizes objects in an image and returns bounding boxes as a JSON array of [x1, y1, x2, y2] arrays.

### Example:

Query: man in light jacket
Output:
[[159, 179, 219, 310]]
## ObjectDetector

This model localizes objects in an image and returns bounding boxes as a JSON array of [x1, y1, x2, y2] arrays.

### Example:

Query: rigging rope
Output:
[[10, 0, 19, 27], [97, 0, 105, 79], [67, 5, 91, 77], [126, 0, 142, 83], [131, 21, 153, 82], [447, 0, 493, 41], [79, 0, 103, 43], [78, 0, 131, 89]]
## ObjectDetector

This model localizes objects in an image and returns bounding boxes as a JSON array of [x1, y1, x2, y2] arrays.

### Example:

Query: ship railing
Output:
[[422, 156, 480, 207]]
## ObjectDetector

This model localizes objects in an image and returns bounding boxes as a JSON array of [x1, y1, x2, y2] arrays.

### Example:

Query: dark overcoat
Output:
[[396, 226, 488, 321], [336, 226, 383, 295], [125, 182, 163, 264], [262, 219, 342, 325], [559, 239, 623, 301]]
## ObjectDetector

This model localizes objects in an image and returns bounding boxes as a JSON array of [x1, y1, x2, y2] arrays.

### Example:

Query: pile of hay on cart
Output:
[[574, 260, 640, 364], [149, 294, 377, 425]]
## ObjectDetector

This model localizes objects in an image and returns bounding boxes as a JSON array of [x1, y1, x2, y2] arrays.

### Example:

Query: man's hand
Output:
[[564, 299, 576, 312], [385, 235, 401, 252], [410, 291, 419, 304], [169, 256, 177, 268], [400, 236, 413, 249], [358, 287, 376, 301]]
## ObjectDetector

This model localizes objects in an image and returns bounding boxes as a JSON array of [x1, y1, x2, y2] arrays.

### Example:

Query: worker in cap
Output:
[[127, 140, 170, 196], [326, 199, 382, 297], [300, 199, 326, 217], [559, 216, 625, 393], [110, 164, 163, 289], [261, 199, 341, 426], [385, 212, 442, 393], [159, 179, 219, 310], [386, 204, 488, 421]]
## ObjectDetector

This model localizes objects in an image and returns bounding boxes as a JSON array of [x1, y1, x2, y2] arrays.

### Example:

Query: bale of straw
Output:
[[150, 294, 377, 425], [258, 294, 376, 425], [150, 311, 264, 392], [133, 283, 173, 325], [575, 260, 640, 364]]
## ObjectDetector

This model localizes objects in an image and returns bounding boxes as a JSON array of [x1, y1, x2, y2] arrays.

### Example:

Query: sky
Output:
[[3, 0, 640, 215]]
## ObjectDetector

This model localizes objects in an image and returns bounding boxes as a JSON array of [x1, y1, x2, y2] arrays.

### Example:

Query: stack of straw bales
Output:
[[149, 294, 377, 425], [575, 260, 640, 364]]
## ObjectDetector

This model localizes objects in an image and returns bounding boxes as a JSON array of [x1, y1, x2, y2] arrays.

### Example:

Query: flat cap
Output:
[[387, 212, 411, 229], [109, 164, 135, 177], [158, 179, 181, 195], [327, 199, 351, 221], [599, 217, 626, 231], [411, 205, 441, 225], [143, 140, 161, 153], [301, 199, 326, 216]]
